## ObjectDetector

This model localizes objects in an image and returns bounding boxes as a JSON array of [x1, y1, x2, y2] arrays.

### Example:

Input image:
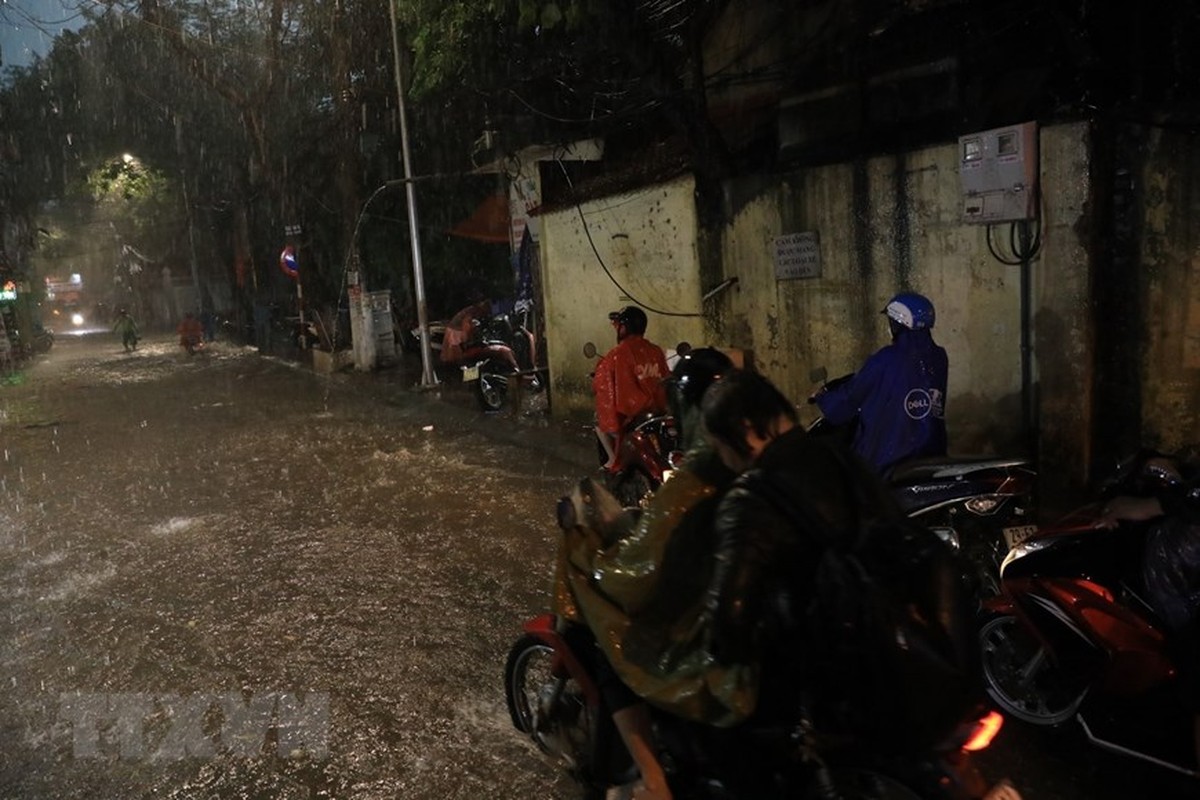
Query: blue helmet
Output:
[[883, 292, 935, 331]]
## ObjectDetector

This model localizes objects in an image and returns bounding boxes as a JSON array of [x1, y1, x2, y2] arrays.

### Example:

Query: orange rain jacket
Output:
[[592, 334, 670, 435]]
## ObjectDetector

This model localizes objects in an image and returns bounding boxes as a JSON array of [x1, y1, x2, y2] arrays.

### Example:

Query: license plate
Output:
[[1003, 524, 1038, 549], [461, 364, 479, 382]]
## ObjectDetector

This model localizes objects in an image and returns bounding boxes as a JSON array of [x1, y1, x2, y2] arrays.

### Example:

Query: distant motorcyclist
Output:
[[592, 306, 670, 470], [112, 308, 140, 353], [812, 291, 947, 476], [177, 311, 204, 355]]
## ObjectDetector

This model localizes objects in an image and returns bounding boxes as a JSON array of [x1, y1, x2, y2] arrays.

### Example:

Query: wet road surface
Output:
[[0, 334, 581, 798], [0, 334, 1197, 799]]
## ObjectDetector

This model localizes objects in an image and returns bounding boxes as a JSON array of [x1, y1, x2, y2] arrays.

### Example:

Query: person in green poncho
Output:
[[555, 347, 742, 800], [112, 308, 140, 352]]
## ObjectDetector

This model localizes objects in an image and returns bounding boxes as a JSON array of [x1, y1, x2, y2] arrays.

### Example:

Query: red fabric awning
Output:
[[448, 193, 510, 244]]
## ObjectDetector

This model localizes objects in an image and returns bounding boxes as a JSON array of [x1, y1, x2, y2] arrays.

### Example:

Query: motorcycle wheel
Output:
[[475, 369, 508, 412], [504, 634, 595, 767], [978, 613, 1088, 726]]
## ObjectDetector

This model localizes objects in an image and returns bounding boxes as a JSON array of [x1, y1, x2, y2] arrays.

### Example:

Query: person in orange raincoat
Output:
[[178, 311, 204, 355], [592, 306, 670, 470]]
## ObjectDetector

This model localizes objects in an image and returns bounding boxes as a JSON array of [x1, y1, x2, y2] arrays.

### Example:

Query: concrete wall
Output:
[[1139, 127, 1200, 453], [540, 175, 708, 417], [710, 128, 1095, 459], [536, 123, 1119, 504], [1032, 123, 1094, 493]]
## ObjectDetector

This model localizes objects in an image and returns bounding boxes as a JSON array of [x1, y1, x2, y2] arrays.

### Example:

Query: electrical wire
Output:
[[555, 155, 703, 318], [986, 218, 1042, 266]]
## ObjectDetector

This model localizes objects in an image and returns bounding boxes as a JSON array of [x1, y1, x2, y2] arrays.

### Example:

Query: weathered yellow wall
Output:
[[540, 176, 708, 417], [538, 126, 1102, 494], [710, 123, 1094, 459]]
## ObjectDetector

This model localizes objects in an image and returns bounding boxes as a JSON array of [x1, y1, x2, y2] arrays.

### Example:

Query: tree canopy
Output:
[[0, 0, 744, 324]]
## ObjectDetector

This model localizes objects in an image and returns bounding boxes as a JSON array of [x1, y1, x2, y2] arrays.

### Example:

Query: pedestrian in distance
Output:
[[112, 308, 140, 353]]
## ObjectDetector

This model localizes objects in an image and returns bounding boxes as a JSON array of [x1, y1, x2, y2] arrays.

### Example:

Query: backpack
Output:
[[743, 460, 983, 752]]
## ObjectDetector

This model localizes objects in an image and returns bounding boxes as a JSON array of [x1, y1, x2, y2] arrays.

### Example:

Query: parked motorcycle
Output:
[[808, 368, 1037, 596], [978, 450, 1200, 779], [414, 306, 539, 412], [505, 611, 1012, 799]]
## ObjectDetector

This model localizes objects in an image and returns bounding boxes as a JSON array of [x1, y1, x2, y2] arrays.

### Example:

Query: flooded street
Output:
[[0, 334, 583, 799], [1, 335, 1197, 800]]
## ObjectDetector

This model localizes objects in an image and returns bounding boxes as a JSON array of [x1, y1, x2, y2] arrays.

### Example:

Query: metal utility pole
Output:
[[388, 0, 437, 387]]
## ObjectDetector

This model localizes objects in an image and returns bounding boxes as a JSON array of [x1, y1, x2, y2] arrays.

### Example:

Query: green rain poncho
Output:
[[553, 432, 758, 727]]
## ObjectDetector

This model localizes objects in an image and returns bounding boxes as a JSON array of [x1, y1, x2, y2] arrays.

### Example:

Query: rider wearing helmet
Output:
[[592, 306, 670, 470], [813, 291, 948, 475], [667, 346, 735, 452]]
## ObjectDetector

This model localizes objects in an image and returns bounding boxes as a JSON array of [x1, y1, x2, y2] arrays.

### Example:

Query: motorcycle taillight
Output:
[[962, 710, 1004, 752]]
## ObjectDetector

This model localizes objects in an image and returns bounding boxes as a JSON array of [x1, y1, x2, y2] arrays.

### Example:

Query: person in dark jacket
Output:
[[701, 369, 904, 717], [813, 292, 947, 476]]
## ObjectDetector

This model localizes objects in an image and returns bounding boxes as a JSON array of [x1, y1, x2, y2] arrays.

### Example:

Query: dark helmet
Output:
[[608, 306, 648, 336], [669, 347, 734, 412], [883, 292, 935, 330]]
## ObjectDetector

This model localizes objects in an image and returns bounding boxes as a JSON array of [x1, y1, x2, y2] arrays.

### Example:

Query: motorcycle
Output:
[[505, 477, 1018, 800], [30, 327, 54, 355], [181, 335, 204, 356], [415, 306, 540, 412], [583, 341, 681, 509], [978, 450, 1200, 779], [506, 611, 1012, 799], [808, 368, 1036, 596]]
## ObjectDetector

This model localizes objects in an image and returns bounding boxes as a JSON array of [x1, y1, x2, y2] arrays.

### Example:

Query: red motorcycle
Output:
[[978, 451, 1200, 779], [505, 612, 1012, 799], [594, 410, 680, 508]]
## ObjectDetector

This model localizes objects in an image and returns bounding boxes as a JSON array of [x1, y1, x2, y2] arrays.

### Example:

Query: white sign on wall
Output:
[[773, 231, 821, 280]]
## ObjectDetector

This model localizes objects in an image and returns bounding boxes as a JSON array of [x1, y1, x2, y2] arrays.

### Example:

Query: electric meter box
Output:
[[958, 121, 1038, 224]]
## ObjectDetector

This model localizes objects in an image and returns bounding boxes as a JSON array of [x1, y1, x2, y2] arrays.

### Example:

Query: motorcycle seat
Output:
[[889, 455, 1032, 484]]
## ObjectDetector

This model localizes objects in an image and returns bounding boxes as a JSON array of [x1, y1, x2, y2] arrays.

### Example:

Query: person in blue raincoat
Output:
[[812, 292, 948, 476]]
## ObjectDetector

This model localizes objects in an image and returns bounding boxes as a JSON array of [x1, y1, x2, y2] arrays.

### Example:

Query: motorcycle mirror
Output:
[[583, 342, 597, 359], [809, 365, 828, 384], [675, 341, 692, 357]]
